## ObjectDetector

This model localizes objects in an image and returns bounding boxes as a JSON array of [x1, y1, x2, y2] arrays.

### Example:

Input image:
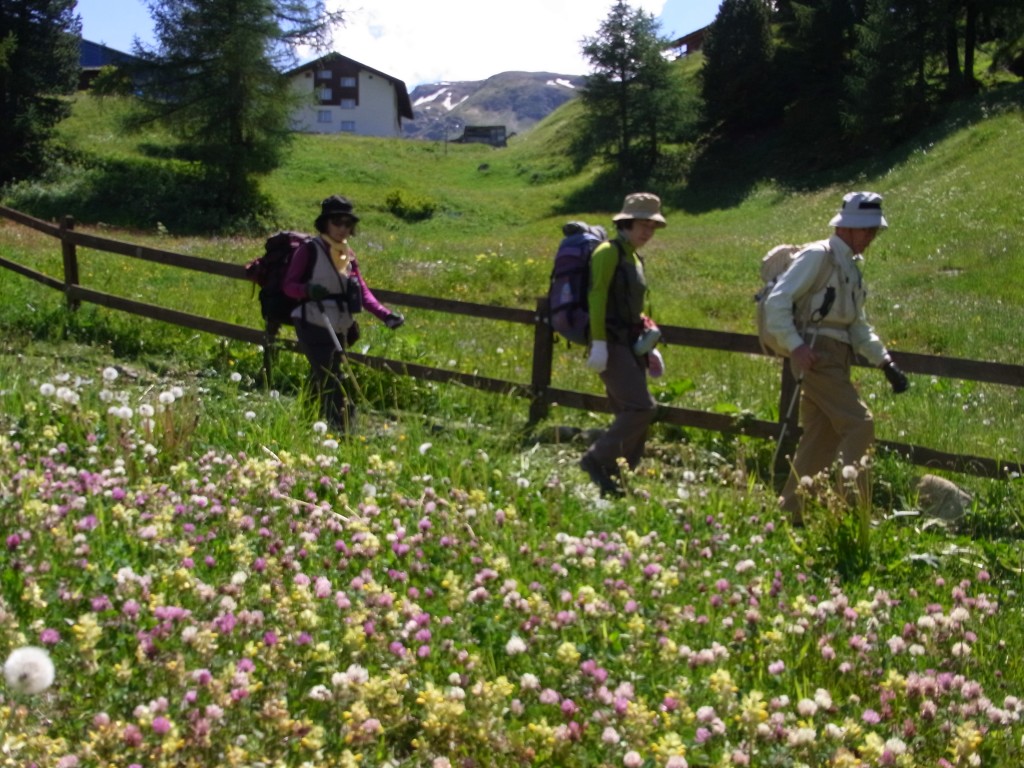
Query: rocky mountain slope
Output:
[[403, 71, 586, 142]]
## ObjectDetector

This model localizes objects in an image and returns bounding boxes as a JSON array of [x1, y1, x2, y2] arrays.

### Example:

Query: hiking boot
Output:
[[580, 454, 623, 498]]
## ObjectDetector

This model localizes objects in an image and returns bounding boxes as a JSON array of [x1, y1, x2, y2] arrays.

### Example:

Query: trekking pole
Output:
[[771, 328, 816, 472], [771, 287, 835, 472], [316, 300, 345, 354]]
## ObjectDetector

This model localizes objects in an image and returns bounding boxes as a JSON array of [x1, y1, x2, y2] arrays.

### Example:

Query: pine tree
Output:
[[843, 0, 937, 144], [579, 0, 693, 188], [0, 0, 81, 184], [129, 0, 342, 227], [699, 0, 777, 136]]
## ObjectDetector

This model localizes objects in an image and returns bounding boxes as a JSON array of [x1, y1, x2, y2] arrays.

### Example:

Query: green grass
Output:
[[3, 82, 1024, 458], [3, 82, 1024, 767]]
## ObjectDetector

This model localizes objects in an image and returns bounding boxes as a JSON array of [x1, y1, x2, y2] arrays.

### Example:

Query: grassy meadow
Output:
[[1, 84, 1024, 766]]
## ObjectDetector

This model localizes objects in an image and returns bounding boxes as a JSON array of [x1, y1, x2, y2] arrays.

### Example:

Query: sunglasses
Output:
[[328, 216, 356, 227]]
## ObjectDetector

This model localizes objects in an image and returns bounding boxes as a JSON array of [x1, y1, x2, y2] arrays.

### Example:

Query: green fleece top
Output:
[[587, 235, 647, 343]]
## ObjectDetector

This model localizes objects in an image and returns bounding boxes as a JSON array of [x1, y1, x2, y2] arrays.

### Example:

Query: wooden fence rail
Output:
[[3, 204, 1023, 481]]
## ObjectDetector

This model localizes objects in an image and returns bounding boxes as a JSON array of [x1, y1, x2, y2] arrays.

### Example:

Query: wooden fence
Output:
[[3, 204, 1023, 481]]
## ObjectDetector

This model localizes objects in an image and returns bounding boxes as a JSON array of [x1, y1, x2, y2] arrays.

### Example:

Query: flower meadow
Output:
[[2, 362, 1024, 768]]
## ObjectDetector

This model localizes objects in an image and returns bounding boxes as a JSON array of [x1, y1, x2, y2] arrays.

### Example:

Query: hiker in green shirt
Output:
[[580, 193, 666, 497]]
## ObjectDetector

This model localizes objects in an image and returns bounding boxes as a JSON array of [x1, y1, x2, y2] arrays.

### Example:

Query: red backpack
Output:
[[245, 231, 315, 333]]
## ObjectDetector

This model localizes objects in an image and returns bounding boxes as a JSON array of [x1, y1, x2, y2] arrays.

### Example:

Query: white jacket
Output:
[[764, 234, 889, 367]]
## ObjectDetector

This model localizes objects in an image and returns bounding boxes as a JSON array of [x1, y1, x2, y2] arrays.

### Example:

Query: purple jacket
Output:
[[282, 237, 391, 321]]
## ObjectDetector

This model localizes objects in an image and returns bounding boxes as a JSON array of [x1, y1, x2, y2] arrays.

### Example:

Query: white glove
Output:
[[648, 349, 664, 378], [586, 340, 608, 373]]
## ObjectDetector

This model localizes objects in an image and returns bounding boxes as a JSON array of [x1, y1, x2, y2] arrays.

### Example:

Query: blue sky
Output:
[[76, 0, 721, 87]]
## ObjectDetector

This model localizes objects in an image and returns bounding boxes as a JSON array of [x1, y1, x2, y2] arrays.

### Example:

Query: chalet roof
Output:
[[286, 52, 414, 120], [80, 39, 142, 69]]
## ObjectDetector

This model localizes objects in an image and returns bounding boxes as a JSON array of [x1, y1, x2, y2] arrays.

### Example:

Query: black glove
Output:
[[882, 361, 909, 394], [384, 312, 405, 330], [307, 283, 330, 301]]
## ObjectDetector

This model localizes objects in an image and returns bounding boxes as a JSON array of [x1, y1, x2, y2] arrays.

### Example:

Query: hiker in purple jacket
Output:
[[283, 195, 404, 432]]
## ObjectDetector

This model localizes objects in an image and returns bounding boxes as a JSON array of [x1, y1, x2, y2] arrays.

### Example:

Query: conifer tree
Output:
[[579, 0, 693, 188], [699, 0, 776, 136], [129, 0, 343, 227], [0, 0, 81, 184]]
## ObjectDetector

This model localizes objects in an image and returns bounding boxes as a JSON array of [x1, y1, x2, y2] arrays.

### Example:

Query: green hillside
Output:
[[27, 81, 1024, 358]]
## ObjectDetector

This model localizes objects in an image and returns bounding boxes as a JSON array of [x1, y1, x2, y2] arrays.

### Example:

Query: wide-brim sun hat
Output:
[[828, 191, 888, 229], [612, 192, 667, 228], [315, 194, 360, 229]]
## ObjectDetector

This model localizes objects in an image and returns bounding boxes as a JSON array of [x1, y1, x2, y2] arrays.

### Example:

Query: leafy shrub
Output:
[[385, 188, 437, 222]]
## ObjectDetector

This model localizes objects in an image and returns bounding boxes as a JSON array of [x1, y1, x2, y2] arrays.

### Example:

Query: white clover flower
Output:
[[102, 367, 119, 382], [602, 726, 621, 744], [797, 698, 818, 717], [307, 684, 333, 701], [952, 642, 972, 657], [505, 635, 528, 655], [519, 673, 540, 690], [313, 421, 329, 435], [813, 689, 833, 710], [39, 382, 56, 397], [4, 646, 55, 695], [788, 727, 817, 746], [885, 737, 908, 755], [950, 607, 970, 624]]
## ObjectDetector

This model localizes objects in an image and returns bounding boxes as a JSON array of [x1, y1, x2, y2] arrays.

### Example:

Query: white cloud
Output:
[[328, 0, 668, 87]]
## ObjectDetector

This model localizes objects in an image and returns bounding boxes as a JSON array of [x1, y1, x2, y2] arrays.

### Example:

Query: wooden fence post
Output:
[[60, 215, 80, 311], [772, 361, 801, 483], [528, 297, 554, 425]]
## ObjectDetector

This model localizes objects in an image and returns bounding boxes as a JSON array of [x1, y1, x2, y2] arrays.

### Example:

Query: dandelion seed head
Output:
[[4, 646, 56, 695], [102, 367, 119, 382]]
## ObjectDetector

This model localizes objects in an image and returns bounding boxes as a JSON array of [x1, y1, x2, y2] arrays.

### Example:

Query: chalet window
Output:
[[316, 70, 331, 80], [317, 111, 332, 124], [339, 76, 357, 88], [339, 98, 356, 109], [318, 87, 332, 101], [340, 121, 356, 132]]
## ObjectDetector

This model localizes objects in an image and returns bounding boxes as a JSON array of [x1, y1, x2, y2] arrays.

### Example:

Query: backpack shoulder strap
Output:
[[302, 237, 325, 282]]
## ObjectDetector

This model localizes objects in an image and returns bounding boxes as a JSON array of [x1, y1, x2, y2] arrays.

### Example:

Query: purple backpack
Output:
[[548, 222, 607, 345]]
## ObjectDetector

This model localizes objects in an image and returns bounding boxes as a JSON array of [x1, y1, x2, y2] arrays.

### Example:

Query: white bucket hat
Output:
[[829, 191, 888, 229], [613, 192, 667, 228]]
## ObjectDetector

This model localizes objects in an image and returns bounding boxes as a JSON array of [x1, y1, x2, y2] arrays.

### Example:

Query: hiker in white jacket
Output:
[[764, 191, 909, 523]]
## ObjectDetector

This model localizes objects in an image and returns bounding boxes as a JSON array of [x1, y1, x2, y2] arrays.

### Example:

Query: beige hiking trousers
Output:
[[779, 335, 874, 514]]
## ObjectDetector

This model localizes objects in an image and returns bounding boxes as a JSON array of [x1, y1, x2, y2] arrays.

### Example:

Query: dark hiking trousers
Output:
[[583, 341, 657, 475]]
